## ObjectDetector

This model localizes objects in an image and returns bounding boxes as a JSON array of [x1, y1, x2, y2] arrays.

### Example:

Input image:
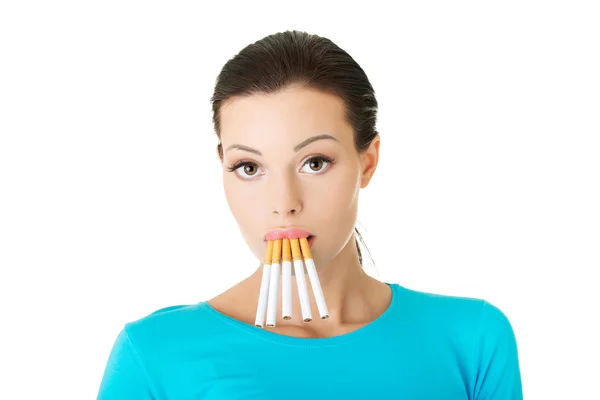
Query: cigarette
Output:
[[254, 240, 273, 328], [299, 237, 329, 320], [290, 238, 313, 322], [281, 238, 292, 320], [265, 239, 282, 327]]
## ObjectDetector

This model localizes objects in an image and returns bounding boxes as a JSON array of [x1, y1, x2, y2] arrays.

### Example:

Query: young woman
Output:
[[98, 30, 522, 399]]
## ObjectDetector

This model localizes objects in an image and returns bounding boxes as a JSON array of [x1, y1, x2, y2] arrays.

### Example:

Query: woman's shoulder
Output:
[[99, 301, 238, 398], [386, 284, 522, 397], [391, 283, 517, 340], [127, 302, 203, 327], [393, 283, 500, 316], [120, 301, 224, 346]]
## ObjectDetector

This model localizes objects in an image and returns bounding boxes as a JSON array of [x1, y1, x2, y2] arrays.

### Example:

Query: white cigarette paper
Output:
[[290, 238, 313, 322], [281, 238, 292, 320], [254, 240, 273, 328], [266, 239, 282, 327], [300, 237, 329, 319]]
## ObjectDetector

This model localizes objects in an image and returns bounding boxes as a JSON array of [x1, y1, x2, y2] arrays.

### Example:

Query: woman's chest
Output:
[[161, 342, 470, 400]]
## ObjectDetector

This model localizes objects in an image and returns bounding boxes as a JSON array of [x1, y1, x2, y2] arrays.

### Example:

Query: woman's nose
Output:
[[269, 173, 303, 216]]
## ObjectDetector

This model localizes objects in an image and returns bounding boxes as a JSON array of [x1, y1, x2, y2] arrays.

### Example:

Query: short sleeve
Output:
[[97, 326, 157, 400], [473, 301, 523, 400]]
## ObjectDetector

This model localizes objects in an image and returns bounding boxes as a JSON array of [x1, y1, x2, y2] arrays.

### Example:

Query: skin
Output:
[[208, 84, 392, 339]]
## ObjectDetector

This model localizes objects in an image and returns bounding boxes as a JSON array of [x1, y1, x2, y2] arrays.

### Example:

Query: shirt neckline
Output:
[[200, 282, 400, 348]]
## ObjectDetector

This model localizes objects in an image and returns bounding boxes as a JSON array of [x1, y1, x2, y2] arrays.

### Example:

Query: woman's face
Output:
[[218, 85, 379, 267]]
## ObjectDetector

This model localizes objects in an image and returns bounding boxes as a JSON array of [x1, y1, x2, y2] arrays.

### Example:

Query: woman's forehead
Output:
[[219, 86, 352, 147]]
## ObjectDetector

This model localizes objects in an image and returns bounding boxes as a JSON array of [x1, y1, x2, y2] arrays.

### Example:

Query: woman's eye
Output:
[[308, 159, 324, 171], [300, 157, 330, 174], [242, 164, 257, 175], [237, 163, 259, 178]]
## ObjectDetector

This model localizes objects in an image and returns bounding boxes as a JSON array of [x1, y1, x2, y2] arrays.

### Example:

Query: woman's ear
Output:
[[360, 134, 380, 188]]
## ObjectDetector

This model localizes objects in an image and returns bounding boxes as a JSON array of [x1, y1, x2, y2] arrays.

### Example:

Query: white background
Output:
[[1, 1, 598, 398]]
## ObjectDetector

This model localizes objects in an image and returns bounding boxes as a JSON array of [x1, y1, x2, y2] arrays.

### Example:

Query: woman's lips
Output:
[[264, 229, 315, 248], [264, 235, 315, 248], [264, 228, 312, 241]]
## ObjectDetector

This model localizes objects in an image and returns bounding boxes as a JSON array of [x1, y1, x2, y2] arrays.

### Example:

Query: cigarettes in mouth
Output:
[[266, 239, 282, 327], [291, 238, 313, 323], [255, 236, 329, 328], [299, 238, 329, 320], [281, 238, 292, 320], [254, 240, 273, 328]]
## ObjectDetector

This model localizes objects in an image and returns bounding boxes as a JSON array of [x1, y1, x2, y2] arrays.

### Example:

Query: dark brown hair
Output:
[[210, 30, 378, 267]]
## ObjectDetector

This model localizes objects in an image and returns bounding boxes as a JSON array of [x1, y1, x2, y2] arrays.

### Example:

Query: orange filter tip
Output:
[[290, 238, 303, 261], [282, 238, 291, 262], [264, 240, 274, 264], [272, 239, 283, 263], [299, 237, 313, 260]]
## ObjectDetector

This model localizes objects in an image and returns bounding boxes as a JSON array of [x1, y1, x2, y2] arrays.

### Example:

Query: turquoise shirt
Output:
[[98, 283, 522, 399]]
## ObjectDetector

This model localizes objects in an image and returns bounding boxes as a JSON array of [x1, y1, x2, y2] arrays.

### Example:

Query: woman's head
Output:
[[210, 30, 379, 268]]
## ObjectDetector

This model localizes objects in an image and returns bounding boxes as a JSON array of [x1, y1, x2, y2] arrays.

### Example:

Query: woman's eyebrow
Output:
[[225, 134, 339, 156], [293, 134, 339, 152]]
